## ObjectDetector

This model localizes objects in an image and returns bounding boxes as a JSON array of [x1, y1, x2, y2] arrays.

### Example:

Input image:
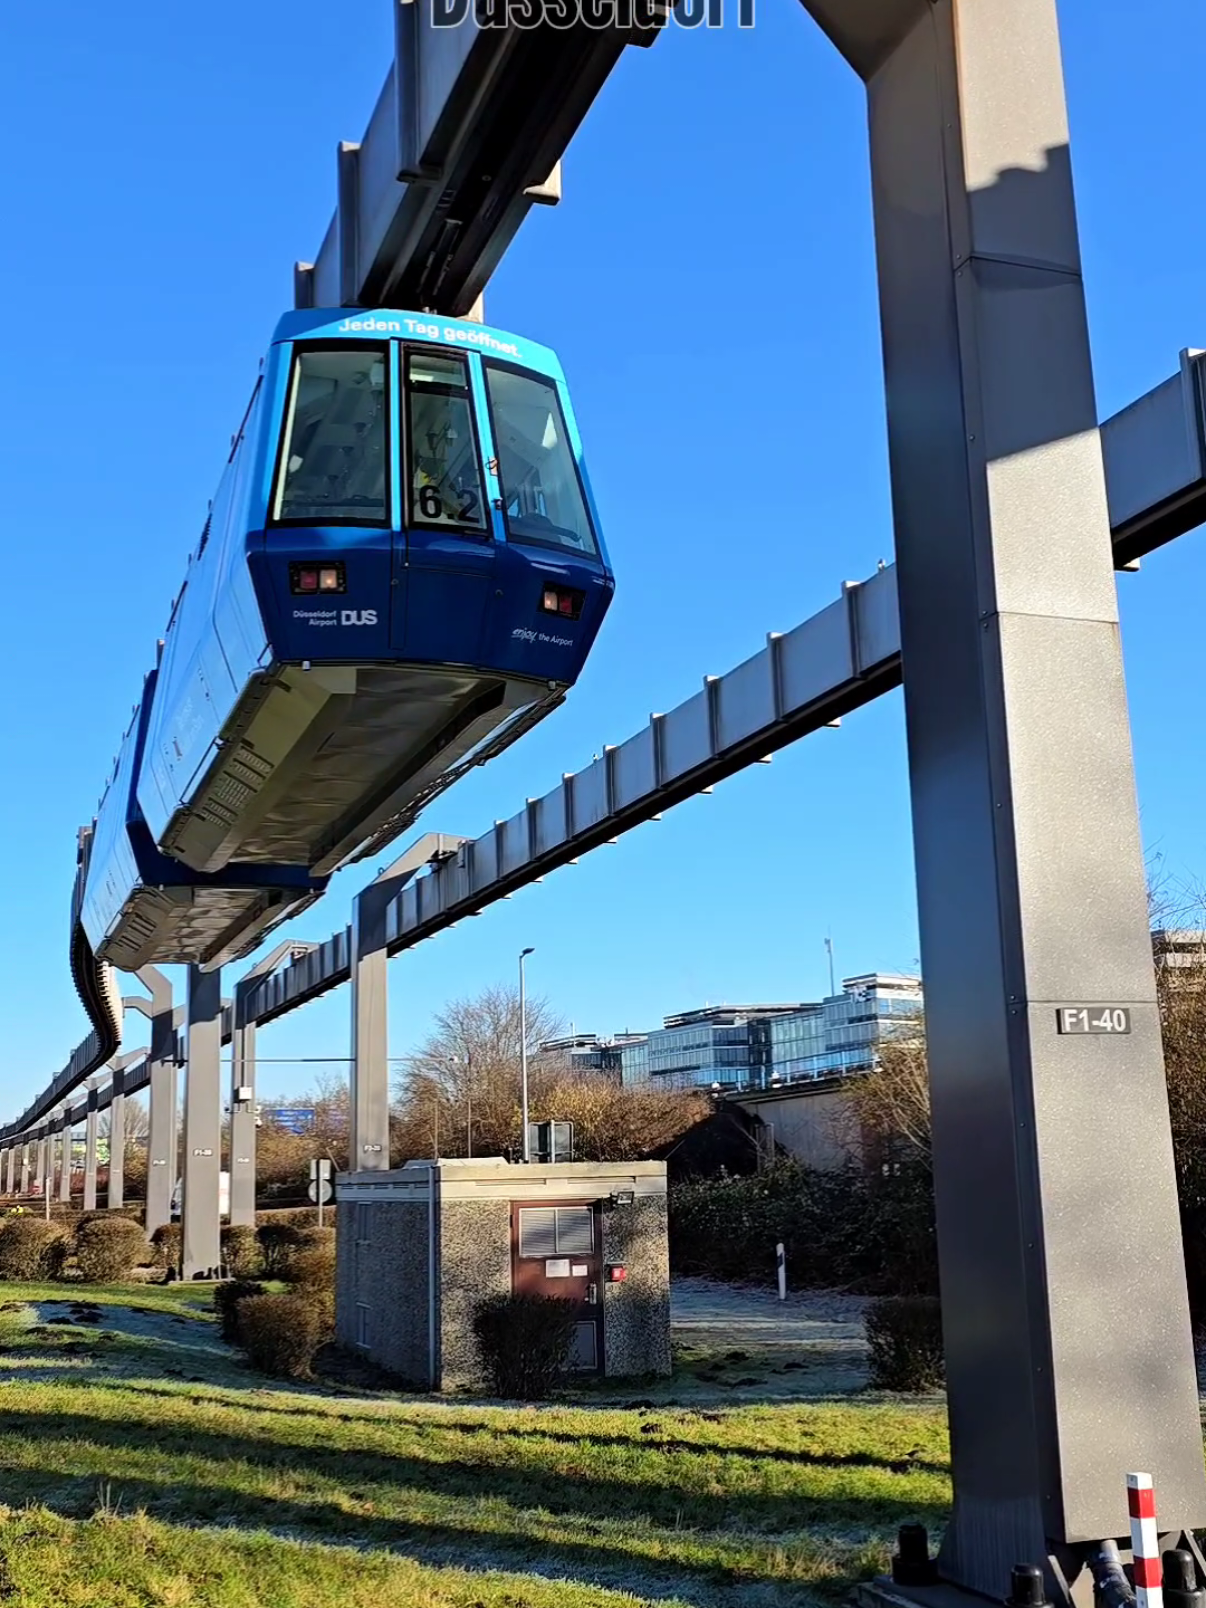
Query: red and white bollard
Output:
[[1127, 1472, 1163, 1608]]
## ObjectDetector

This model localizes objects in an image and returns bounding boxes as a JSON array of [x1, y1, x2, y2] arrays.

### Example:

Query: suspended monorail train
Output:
[[73, 310, 613, 1049]]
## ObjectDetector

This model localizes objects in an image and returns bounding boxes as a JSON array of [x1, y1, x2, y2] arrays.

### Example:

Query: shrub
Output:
[[865, 1295, 945, 1391], [213, 1279, 267, 1343], [0, 1219, 69, 1280], [278, 1226, 335, 1282], [472, 1292, 579, 1400], [77, 1209, 142, 1230], [151, 1222, 182, 1273], [238, 1293, 325, 1378], [221, 1224, 264, 1280], [285, 1243, 337, 1332], [668, 1157, 939, 1297], [74, 1218, 148, 1283], [257, 1221, 305, 1277]]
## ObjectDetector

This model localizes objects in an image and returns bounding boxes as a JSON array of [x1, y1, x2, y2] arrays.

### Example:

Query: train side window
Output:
[[404, 351, 487, 531], [483, 364, 598, 557], [271, 348, 389, 525]]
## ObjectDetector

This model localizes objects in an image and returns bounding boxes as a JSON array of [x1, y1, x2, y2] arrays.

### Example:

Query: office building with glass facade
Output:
[[617, 975, 923, 1091], [535, 1033, 645, 1077]]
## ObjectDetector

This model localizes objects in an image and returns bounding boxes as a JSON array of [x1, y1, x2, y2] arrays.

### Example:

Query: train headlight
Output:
[[290, 562, 346, 596]]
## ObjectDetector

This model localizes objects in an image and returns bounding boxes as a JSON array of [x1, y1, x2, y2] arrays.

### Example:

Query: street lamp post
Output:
[[519, 947, 534, 1162], [465, 1050, 473, 1160]]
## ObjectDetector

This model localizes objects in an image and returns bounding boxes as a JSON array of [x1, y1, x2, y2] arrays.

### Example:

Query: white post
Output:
[[776, 1242, 786, 1303]]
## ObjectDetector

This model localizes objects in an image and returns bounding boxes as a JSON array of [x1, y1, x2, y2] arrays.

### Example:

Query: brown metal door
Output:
[[511, 1200, 603, 1373]]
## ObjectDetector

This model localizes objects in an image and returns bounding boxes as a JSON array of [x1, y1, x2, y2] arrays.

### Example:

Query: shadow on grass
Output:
[[0, 1403, 948, 1540], [428, 1416, 948, 1477], [74, 1376, 947, 1477]]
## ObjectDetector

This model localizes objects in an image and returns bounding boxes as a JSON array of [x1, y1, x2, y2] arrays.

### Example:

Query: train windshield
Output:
[[272, 349, 388, 524], [405, 351, 487, 531], [484, 364, 598, 556]]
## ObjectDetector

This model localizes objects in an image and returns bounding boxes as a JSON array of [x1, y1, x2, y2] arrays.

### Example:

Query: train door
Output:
[[511, 1201, 603, 1374], [393, 346, 496, 662]]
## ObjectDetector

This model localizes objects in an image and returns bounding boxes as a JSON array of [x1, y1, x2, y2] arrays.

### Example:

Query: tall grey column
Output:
[[229, 1015, 257, 1228], [19, 1144, 29, 1197], [138, 968, 178, 1238], [795, 0, 1206, 1596], [350, 836, 465, 1172], [82, 1081, 100, 1212], [2, 1148, 11, 1196], [182, 964, 222, 1280], [58, 1109, 71, 1204], [350, 883, 393, 1173], [32, 1132, 46, 1198], [108, 1066, 126, 1210], [46, 1127, 58, 1210]]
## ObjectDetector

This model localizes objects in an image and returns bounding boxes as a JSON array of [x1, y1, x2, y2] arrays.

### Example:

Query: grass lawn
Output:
[[0, 1282, 951, 1607]]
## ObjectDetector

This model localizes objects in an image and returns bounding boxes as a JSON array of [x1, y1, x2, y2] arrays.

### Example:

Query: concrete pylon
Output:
[[229, 1016, 257, 1229], [793, 0, 1206, 1595], [58, 1108, 71, 1204], [350, 835, 466, 1171], [181, 964, 222, 1280], [108, 1066, 126, 1210], [132, 968, 178, 1239], [83, 1080, 100, 1212]]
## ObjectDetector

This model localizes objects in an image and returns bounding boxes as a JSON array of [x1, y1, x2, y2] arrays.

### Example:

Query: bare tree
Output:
[[100, 1097, 149, 1145], [393, 984, 564, 1160], [841, 1018, 930, 1163], [392, 984, 708, 1163]]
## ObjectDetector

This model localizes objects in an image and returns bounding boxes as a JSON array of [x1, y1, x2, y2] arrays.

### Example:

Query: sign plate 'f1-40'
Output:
[[1057, 1006, 1132, 1035]]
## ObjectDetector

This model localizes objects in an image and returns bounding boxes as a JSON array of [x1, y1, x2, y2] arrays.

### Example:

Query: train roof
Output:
[[270, 309, 564, 378]]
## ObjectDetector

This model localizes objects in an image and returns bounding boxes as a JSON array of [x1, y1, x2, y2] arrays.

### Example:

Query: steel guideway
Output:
[[296, 0, 669, 316]]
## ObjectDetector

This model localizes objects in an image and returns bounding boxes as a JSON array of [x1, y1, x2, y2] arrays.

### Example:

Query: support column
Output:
[[83, 1081, 100, 1212], [108, 1066, 126, 1210], [19, 1144, 29, 1197], [229, 1015, 257, 1228], [795, 0, 1206, 1596], [2, 1148, 10, 1196], [182, 964, 222, 1280], [350, 885, 393, 1173], [350, 836, 465, 1172], [58, 1109, 71, 1204], [32, 1132, 46, 1198], [138, 968, 178, 1239], [46, 1127, 58, 1210]]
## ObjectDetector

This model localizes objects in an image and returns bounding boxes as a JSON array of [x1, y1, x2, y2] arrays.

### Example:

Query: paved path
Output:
[[663, 1277, 871, 1400]]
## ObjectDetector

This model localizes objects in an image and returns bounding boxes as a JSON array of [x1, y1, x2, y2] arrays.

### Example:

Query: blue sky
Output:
[[1, 0, 1204, 1112]]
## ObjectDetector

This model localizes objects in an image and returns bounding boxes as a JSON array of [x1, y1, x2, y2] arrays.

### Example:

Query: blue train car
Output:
[[80, 310, 613, 972], [81, 674, 325, 973]]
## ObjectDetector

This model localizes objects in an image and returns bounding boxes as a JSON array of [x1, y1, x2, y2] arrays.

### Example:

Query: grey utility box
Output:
[[335, 1158, 671, 1390]]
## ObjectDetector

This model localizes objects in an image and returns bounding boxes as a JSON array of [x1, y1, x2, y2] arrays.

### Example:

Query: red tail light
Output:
[[290, 562, 346, 596], [539, 586, 584, 621]]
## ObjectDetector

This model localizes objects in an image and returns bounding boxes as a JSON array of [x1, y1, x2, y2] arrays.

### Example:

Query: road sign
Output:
[[308, 1158, 334, 1207], [528, 1120, 573, 1163], [271, 1106, 317, 1135]]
